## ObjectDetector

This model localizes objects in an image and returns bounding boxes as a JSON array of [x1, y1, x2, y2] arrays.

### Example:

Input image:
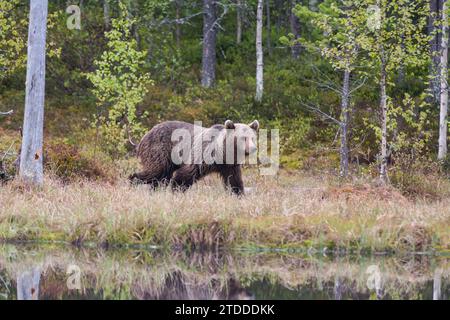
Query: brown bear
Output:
[[129, 120, 259, 195]]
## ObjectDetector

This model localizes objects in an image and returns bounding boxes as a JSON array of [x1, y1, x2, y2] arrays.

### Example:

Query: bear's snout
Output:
[[246, 144, 257, 155], [243, 135, 258, 155]]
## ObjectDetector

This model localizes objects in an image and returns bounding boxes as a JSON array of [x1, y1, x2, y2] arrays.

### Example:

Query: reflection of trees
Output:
[[434, 269, 442, 300], [0, 244, 448, 300]]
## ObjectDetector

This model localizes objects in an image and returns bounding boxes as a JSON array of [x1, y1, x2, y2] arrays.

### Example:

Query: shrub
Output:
[[44, 140, 117, 183], [389, 154, 450, 200]]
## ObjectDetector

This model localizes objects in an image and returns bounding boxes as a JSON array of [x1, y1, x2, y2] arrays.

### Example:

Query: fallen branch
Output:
[[0, 110, 13, 116]]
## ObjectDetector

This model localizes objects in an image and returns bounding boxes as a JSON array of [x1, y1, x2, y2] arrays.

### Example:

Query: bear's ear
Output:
[[249, 120, 259, 131], [225, 120, 235, 129]]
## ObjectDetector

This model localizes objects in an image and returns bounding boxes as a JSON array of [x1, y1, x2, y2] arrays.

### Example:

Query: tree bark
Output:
[[429, 0, 443, 103], [103, 0, 110, 29], [290, 0, 301, 59], [255, 0, 264, 102], [201, 0, 217, 88], [438, 0, 448, 160], [19, 0, 48, 186], [236, 0, 242, 44], [275, 0, 283, 34], [340, 69, 350, 178], [266, 0, 272, 56], [379, 61, 388, 183]]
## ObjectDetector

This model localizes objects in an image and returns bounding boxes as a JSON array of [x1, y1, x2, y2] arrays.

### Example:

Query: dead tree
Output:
[[19, 0, 48, 186]]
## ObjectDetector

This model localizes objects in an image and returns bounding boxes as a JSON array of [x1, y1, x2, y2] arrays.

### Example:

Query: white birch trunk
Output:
[[439, 0, 449, 160], [19, 0, 48, 186], [379, 62, 388, 183], [255, 0, 264, 102]]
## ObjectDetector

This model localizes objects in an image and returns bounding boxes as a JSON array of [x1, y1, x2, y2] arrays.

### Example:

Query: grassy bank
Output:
[[0, 170, 449, 253]]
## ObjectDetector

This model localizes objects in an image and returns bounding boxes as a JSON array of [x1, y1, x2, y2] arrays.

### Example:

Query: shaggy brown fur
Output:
[[129, 120, 259, 195]]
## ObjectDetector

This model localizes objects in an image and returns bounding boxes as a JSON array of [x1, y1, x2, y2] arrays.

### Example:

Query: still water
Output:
[[0, 244, 448, 300]]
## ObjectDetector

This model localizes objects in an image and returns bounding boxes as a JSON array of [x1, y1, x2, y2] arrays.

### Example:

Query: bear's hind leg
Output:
[[129, 165, 175, 189]]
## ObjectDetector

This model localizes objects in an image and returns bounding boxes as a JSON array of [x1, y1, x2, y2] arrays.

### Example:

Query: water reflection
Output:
[[0, 244, 448, 300]]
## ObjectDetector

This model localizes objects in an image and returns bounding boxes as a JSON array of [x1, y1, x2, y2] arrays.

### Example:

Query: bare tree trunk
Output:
[[275, 0, 283, 34], [236, 0, 242, 44], [175, 0, 182, 48], [255, 0, 264, 102], [103, 0, 110, 29], [17, 267, 41, 300], [379, 60, 388, 183], [340, 70, 350, 178], [439, 0, 448, 160], [19, 0, 48, 186], [266, 0, 272, 56], [429, 0, 443, 103], [201, 0, 217, 88], [290, 0, 301, 59]]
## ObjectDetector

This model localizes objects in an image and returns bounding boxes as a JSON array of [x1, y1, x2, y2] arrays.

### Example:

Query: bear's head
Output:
[[224, 119, 259, 160]]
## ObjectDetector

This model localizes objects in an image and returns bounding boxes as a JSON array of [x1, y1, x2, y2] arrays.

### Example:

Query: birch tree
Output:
[[438, 0, 448, 160], [19, 0, 49, 186], [86, 3, 152, 156], [255, 0, 264, 102], [364, 0, 429, 183], [294, 0, 368, 177]]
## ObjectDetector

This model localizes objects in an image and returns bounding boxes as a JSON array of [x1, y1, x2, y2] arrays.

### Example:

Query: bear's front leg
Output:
[[171, 165, 198, 192], [220, 165, 244, 195]]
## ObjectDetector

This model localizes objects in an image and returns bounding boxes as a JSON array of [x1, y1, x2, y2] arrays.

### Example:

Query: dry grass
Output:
[[0, 169, 449, 252]]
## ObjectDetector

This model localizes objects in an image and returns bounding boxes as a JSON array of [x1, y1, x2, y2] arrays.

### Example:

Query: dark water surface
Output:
[[0, 244, 448, 300]]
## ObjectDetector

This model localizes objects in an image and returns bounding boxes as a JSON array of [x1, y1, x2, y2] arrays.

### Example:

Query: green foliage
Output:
[[86, 2, 153, 156], [365, 93, 433, 156], [0, 0, 445, 184], [294, 0, 368, 73], [268, 117, 312, 155], [362, 0, 430, 76], [0, 0, 26, 80]]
